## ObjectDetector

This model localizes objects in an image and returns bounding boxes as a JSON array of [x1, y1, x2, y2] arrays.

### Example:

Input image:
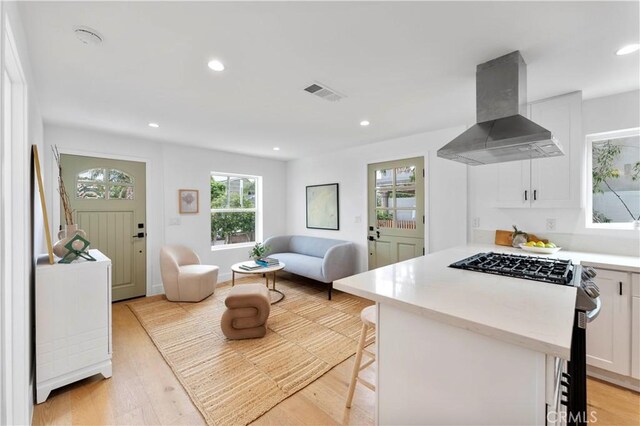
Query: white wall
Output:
[[467, 90, 640, 256], [0, 2, 44, 424], [583, 90, 640, 136], [162, 142, 287, 285], [285, 126, 468, 272], [43, 124, 287, 292]]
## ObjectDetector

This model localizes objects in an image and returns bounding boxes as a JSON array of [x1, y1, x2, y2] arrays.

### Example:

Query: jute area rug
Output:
[[127, 278, 374, 426]]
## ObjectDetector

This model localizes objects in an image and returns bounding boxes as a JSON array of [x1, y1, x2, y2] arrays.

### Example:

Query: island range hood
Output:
[[437, 51, 563, 166]]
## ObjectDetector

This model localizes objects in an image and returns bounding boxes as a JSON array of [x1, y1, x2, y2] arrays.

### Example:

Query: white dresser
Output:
[[36, 249, 112, 403]]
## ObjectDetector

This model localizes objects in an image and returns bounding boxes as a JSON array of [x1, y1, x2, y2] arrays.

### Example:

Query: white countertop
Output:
[[557, 250, 640, 273], [335, 244, 640, 360]]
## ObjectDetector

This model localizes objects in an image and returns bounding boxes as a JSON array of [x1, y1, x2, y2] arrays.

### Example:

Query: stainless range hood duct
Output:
[[437, 51, 563, 166]]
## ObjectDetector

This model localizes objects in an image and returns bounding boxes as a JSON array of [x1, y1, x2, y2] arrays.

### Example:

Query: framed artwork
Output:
[[306, 183, 339, 230], [179, 189, 199, 214]]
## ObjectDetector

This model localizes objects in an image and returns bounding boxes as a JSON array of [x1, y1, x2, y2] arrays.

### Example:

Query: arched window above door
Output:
[[76, 168, 134, 200]]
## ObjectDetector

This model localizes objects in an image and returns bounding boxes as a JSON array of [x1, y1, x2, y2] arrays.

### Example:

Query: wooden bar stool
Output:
[[346, 305, 376, 408]]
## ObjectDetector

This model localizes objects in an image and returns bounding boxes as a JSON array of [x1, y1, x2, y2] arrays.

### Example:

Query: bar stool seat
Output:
[[361, 305, 376, 327], [346, 305, 376, 408]]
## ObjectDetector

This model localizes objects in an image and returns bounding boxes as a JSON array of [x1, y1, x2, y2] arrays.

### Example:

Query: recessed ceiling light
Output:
[[360, 120, 370, 127], [273, 147, 280, 151], [148, 122, 159, 128], [207, 59, 225, 72], [616, 44, 640, 56]]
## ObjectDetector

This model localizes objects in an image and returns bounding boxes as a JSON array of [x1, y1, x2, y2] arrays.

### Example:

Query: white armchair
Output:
[[160, 245, 219, 302]]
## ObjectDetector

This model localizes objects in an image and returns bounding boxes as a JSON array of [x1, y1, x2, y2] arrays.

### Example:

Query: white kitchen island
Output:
[[334, 245, 579, 425]]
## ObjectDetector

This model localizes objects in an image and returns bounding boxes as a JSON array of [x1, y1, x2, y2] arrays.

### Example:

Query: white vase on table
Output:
[[53, 224, 88, 258]]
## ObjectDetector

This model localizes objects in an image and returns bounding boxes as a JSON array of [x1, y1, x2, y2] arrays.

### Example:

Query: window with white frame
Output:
[[587, 128, 640, 227], [210, 173, 260, 247]]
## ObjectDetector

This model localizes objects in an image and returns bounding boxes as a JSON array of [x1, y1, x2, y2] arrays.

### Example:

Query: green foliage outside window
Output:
[[376, 210, 393, 220], [210, 212, 255, 243], [592, 140, 640, 222], [211, 175, 257, 244]]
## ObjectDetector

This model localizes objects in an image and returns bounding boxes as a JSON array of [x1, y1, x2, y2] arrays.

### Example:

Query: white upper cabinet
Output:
[[494, 91, 583, 208], [496, 159, 530, 207]]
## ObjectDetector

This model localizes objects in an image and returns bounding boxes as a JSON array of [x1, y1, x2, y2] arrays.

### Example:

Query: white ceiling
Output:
[[19, 1, 640, 160]]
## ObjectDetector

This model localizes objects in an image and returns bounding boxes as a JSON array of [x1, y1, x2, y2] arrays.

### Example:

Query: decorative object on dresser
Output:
[[178, 189, 199, 213], [52, 145, 90, 261], [306, 183, 339, 230], [262, 235, 356, 300], [32, 145, 54, 263], [220, 283, 271, 340], [35, 250, 112, 403], [159, 245, 218, 302], [52, 223, 89, 259], [53, 146, 73, 226], [58, 233, 96, 263]]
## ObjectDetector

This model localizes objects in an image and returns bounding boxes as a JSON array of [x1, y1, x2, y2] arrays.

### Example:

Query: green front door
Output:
[[367, 157, 425, 270]]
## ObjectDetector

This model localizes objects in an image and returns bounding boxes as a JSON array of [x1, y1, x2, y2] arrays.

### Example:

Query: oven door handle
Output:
[[587, 297, 601, 322]]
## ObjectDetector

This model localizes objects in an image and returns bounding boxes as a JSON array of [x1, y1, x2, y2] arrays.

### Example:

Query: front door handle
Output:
[[132, 232, 145, 238]]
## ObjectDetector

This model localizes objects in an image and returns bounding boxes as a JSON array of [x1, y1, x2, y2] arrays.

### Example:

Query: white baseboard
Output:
[[150, 283, 164, 296], [218, 272, 232, 284], [587, 365, 640, 392], [29, 377, 34, 426]]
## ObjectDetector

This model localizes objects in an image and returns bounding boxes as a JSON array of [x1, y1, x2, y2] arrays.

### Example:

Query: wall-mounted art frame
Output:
[[179, 189, 199, 214], [306, 183, 339, 230]]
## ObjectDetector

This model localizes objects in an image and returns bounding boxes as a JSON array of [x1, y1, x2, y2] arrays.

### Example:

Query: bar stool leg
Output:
[[346, 323, 368, 408]]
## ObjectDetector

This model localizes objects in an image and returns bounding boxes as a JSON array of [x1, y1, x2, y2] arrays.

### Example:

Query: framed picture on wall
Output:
[[306, 183, 339, 230], [179, 189, 199, 214]]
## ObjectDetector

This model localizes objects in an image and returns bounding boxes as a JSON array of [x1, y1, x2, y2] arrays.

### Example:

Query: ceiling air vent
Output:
[[73, 26, 103, 45], [303, 82, 345, 102]]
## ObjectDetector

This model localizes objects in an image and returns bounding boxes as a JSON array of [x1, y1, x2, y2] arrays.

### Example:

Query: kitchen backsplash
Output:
[[471, 229, 640, 258]]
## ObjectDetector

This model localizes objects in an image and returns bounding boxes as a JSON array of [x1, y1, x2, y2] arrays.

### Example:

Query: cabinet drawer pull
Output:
[[619, 281, 623, 296], [533, 189, 537, 201], [524, 190, 528, 201]]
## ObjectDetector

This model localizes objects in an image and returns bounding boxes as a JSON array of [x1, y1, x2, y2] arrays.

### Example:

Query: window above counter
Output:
[[587, 128, 640, 230]]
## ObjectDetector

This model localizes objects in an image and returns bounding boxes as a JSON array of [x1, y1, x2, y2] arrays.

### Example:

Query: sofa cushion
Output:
[[269, 252, 325, 282], [288, 236, 347, 259]]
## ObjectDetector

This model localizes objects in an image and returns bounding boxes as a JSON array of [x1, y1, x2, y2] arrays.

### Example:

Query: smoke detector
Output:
[[74, 26, 103, 45], [303, 82, 346, 102]]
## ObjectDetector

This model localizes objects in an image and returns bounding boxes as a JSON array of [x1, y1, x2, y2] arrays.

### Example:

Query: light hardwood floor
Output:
[[33, 278, 639, 425]]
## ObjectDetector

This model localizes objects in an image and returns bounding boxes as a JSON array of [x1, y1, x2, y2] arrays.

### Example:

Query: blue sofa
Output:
[[263, 235, 357, 300]]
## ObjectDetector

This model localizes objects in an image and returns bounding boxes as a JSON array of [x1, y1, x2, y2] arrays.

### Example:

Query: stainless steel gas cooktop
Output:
[[449, 252, 574, 285]]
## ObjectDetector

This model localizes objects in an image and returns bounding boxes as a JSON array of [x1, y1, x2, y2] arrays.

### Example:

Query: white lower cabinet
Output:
[[632, 274, 640, 380], [586, 268, 631, 376], [36, 250, 113, 403]]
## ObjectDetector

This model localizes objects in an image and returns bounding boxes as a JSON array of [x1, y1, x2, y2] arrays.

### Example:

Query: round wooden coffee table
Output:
[[231, 261, 286, 304]]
